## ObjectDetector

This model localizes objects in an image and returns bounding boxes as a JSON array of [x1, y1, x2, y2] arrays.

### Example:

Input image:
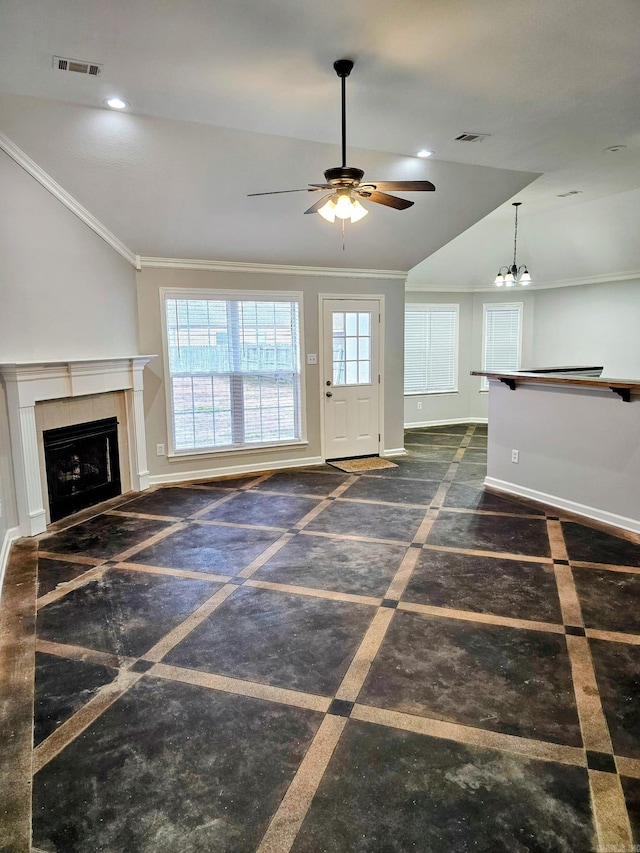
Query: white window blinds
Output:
[[404, 304, 459, 395], [482, 302, 523, 389], [164, 294, 302, 454]]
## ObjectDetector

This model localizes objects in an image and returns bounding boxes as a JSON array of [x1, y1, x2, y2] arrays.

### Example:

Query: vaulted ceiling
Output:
[[1, 0, 639, 275]]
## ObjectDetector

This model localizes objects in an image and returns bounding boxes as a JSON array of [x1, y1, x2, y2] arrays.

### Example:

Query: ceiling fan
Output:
[[247, 59, 436, 224]]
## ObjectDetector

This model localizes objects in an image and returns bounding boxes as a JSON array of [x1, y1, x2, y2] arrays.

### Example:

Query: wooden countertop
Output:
[[471, 370, 640, 402]]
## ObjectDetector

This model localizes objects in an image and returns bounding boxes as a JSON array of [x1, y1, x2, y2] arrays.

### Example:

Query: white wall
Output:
[[404, 289, 534, 425], [486, 380, 640, 532], [531, 279, 640, 379], [0, 151, 139, 362], [137, 267, 406, 483], [0, 150, 140, 562]]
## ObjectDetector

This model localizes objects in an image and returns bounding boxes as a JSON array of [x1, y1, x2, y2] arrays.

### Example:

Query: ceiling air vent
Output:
[[53, 56, 102, 76], [455, 132, 491, 142], [557, 190, 582, 198]]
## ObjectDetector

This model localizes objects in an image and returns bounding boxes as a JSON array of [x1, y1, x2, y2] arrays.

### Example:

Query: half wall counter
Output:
[[471, 369, 640, 534]]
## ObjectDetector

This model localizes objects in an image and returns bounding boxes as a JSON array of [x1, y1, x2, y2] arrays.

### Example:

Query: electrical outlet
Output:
[[306, 353, 317, 365], [417, 402, 422, 410], [511, 449, 519, 463], [156, 443, 165, 456]]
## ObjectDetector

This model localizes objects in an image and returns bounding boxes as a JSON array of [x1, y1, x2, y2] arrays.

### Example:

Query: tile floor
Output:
[[2, 424, 640, 851]]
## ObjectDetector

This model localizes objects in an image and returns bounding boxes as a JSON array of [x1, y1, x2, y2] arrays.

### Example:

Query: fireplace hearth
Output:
[[44, 417, 121, 522]]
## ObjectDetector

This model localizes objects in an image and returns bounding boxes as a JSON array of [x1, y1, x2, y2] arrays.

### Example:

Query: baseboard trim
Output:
[[0, 526, 21, 599], [484, 477, 640, 535], [148, 455, 325, 486], [383, 447, 408, 458], [404, 417, 488, 429]]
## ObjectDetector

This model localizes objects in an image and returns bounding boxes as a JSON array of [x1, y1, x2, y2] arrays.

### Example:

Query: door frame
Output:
[[318, 293, 386, 462]]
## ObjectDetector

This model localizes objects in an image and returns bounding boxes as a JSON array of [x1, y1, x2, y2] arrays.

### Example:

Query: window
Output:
[[404, 304, 459, 395], [163, 292, 303, 454], [481, 302, 523, 390]]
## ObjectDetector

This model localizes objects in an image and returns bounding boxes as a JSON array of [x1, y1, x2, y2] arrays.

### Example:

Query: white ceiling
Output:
[[1, 0, 640, 272]]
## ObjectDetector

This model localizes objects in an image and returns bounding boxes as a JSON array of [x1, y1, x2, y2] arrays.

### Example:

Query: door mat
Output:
[[328, 457, 399, 473]]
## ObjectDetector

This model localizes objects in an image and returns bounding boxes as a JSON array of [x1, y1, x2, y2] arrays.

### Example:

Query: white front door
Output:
[[322, 298, 381, 460]]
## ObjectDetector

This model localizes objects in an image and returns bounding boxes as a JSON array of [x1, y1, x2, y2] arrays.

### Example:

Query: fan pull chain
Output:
[[342, 218, 346, 251]]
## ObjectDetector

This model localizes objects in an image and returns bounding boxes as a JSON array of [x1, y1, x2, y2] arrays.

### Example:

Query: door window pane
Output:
[[331, 311, 372, 386]]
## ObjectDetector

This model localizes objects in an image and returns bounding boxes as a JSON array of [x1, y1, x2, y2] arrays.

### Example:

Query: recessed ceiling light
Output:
[[104, 97, 128, 110], [416, 149, 433, 158], [604, 145, 627, 153]]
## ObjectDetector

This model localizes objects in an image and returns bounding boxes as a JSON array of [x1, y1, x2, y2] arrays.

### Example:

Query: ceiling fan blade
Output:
[[247, 187, 324, 197], [359, 180, 436, 193], [357, 190, 414, 210], [308, 184, 335, 189], [304, 194, 333, 215]]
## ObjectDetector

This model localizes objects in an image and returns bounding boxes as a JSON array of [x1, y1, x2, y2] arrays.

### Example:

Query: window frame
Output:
[[404, 303, 460, 396], [481, 301, 523, 391], [160, 288, 307, 458]]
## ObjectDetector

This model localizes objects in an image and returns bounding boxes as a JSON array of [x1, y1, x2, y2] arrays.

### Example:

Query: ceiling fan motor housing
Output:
[[324, 166, 364, 186]]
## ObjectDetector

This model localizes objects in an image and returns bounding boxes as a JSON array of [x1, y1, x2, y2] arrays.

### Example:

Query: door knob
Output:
[[326, 391, 333, 398]]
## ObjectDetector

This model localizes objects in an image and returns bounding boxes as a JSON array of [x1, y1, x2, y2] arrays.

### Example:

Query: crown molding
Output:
[[406, 269, 640, 293], [138, 256, 408, 280], [0, 131, 137, 268]]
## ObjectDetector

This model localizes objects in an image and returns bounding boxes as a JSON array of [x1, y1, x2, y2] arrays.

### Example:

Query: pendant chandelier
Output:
[[493, 202, 532, 287]]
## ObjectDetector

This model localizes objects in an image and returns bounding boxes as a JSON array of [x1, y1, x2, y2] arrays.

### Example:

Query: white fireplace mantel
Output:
[[0, 356, 156, 536]]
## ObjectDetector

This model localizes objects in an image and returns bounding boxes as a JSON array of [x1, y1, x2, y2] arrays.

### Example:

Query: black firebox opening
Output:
[[43, 417, 122, 522]]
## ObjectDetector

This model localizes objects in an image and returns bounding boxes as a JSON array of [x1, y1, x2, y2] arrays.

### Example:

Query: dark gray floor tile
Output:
[[443, 483, 544, 516], [33, 677, 322, 853], [401, 446, 460, 463], [461, 447, 487, 464], [360, 611, 582, 746], [255, 534, 406, 597], [305, 500, 425, 542], [38, 515, 172, 560], [622, 776, 640, 845], [365, 456, 452, 481], [293, 720, 593, 853], [165, 585, 374, 695], [574, 568, 640, 634], [253, 470, 348, 496], [403, 431, 463, 447], [427, 510, 551, 557], [468, 434, 488, 448], [403, 550, 562, 623], [590, 639, 640, 758], [200, 491, 320, 527], [119, 487, 223, 518], [452, 462, 487, 487], [37, 557, 96, 597], [132, 523, 280, 575], [340, 476, 440, 506], [34, 652, 117, 746], [473, 424, 488, 435], [37, 569, 220, 658], [419, 424, 471, 435], [562, 522, 640, 567]]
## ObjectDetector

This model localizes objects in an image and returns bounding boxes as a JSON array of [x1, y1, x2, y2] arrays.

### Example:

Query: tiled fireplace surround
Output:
[[0, 358, 154, 536]]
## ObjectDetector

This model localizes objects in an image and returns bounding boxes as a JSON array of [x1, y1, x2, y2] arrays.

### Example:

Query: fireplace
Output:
[[44, 417, 121, 522], [0, 357, 154, 536]]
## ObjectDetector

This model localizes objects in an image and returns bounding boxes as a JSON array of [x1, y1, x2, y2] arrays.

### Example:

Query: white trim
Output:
[[383, 447, 408, 458], [404, 417, 488, 428], [0, 526, 21, 600], [406, 270, 640, 294], [0, 358, 155, 536], [160, 289, 306, 457], [148, 455, 324, 486], [0, 132, 137, 268], [141, 257, 408, 280], [484, 477, 640, 535]]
